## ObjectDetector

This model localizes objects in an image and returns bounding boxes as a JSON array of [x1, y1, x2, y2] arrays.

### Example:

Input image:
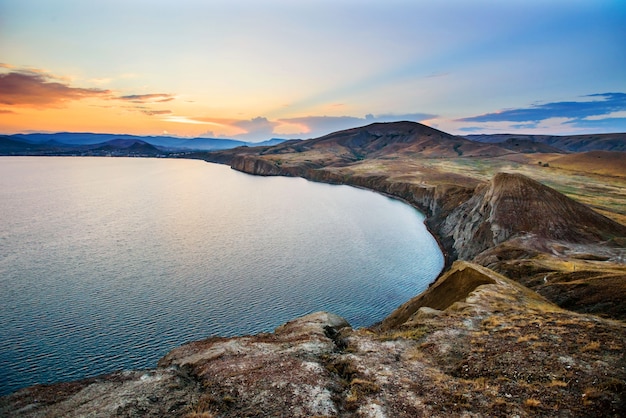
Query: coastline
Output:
[[0, 155, 445, 397], [2, 152, 626, 416]]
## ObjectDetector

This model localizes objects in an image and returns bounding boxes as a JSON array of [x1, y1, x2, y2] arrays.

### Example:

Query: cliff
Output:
[[441, 172, 626, 261], [225, 125, 626, 319], [4, 263, 625, 417], [3, 121, 625, 416]]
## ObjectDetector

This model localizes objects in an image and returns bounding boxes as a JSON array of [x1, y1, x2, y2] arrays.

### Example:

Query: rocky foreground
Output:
[[3, 263, 625, 417], [2, 122, 625, 417]]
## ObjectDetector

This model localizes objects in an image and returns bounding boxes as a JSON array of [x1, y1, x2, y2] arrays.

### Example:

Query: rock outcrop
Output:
[[3, 121, 625, 416], [229, 155, 626, 300], [379, 261, 499, 330], [441, 172, 626, 261], [4, 265, 625, 417]]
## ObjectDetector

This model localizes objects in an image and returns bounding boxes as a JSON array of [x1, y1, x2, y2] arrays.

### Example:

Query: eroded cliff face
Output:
[[230, 154, 475, 265], [3, 145, 626, 416], [230, 155, 626, 320], [440, 173, 626, 261], [230, 155, 285, 176], [230, 155, 626, 269]]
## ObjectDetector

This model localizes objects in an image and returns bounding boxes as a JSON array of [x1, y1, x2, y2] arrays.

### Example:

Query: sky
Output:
[[1, 0, 625, 142]]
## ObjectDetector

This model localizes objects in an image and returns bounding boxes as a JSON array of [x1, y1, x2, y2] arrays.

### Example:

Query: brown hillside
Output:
[[549, 151, 626, 177], [263, 121, 512, 162], [380, 261, 500, 329], [497, 138, 566, 154], [466, 132, 626, 152], [202, 122, 626, 317], [442, 172, 626, 260]]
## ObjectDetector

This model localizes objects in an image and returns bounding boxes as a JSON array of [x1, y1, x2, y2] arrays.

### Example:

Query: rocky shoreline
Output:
[[2, 122, 626, 416], [226, 153, 626, 320], [3, 262, 625, 417], [228, 153, 474, 267]]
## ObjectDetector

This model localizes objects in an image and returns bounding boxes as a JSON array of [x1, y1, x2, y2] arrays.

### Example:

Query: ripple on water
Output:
[[0, 157, 443, 395]]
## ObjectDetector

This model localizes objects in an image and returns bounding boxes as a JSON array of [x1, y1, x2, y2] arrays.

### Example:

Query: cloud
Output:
[[157, 113, 437, 142], [198, 130, 216, 138], [584, 110, 626, 121], [140, 109, 172, 116], [567, 116, 626, 131], [458, 126, 484, 133], [458, 93, 626, 123], [117, 93, 174, 103], [163, 115, 221, 125], [231, 117, 278, 140], [452, 93, 626, 134], [451, 117, 580, 136], [0, 109, 15, 114], [0, 70, 111, 107]]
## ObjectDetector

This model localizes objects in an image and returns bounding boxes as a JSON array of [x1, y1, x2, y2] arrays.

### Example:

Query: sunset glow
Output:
[[1, 0, 625, 141]]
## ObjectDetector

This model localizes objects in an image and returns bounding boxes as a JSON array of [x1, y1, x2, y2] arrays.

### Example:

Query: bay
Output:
[[0, 156, 443, 395]]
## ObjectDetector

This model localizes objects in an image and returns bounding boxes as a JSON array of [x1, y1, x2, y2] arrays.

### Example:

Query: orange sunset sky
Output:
[[1, 0, 625, 142]]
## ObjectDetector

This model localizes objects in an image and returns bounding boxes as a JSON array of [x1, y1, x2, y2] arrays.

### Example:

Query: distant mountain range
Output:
[[0, 133, 288, 156], [2, 128, 624, 157]]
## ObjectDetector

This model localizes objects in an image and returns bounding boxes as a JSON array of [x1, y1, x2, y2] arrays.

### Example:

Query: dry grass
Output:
[[581, 341, 601, 352], [523, 398, 542, 408], [549, 379, 569, 388], [331, 151, 626, 223], [516, 334, 540, 343]]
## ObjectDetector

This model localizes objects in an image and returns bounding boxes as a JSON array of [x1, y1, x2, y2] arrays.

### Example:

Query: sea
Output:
[[0, 156, 443, 396]]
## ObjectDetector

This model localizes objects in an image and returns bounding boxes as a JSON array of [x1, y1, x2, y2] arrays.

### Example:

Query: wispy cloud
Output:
[[454, 93, 626, 134], [117, 93, 175, 103], [459, 93, 626, 123], [140, 109, 172, 116], [0, 69, 111, 107], [162, 115, 220, 125], [584, 110, 626, 121]]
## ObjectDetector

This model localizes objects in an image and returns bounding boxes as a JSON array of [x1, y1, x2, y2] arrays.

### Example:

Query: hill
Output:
[[490, 137, 565, 153], [262, 121, 512, 164], [0, 136, 165, 156], [3, 132, 287, 153], [208, 121, 626, 319], [465, 132, 626, 152], [548, 151, 626, 177], [88, 138, 162, 155], [441, 172, 626, 260], [2, 121, 625, 416], [0, 136, 63, 154]]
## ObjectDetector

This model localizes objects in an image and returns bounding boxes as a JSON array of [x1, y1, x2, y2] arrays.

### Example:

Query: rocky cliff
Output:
[[3, 263, 625, 417], [3, 122, 625, 416], [441, 172, 626, 261], [228, 153, 477, 265], [227, 147, 626, 319]]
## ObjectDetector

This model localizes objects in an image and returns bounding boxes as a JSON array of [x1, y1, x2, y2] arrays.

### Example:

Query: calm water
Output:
[[0, 157, 443, 395]]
